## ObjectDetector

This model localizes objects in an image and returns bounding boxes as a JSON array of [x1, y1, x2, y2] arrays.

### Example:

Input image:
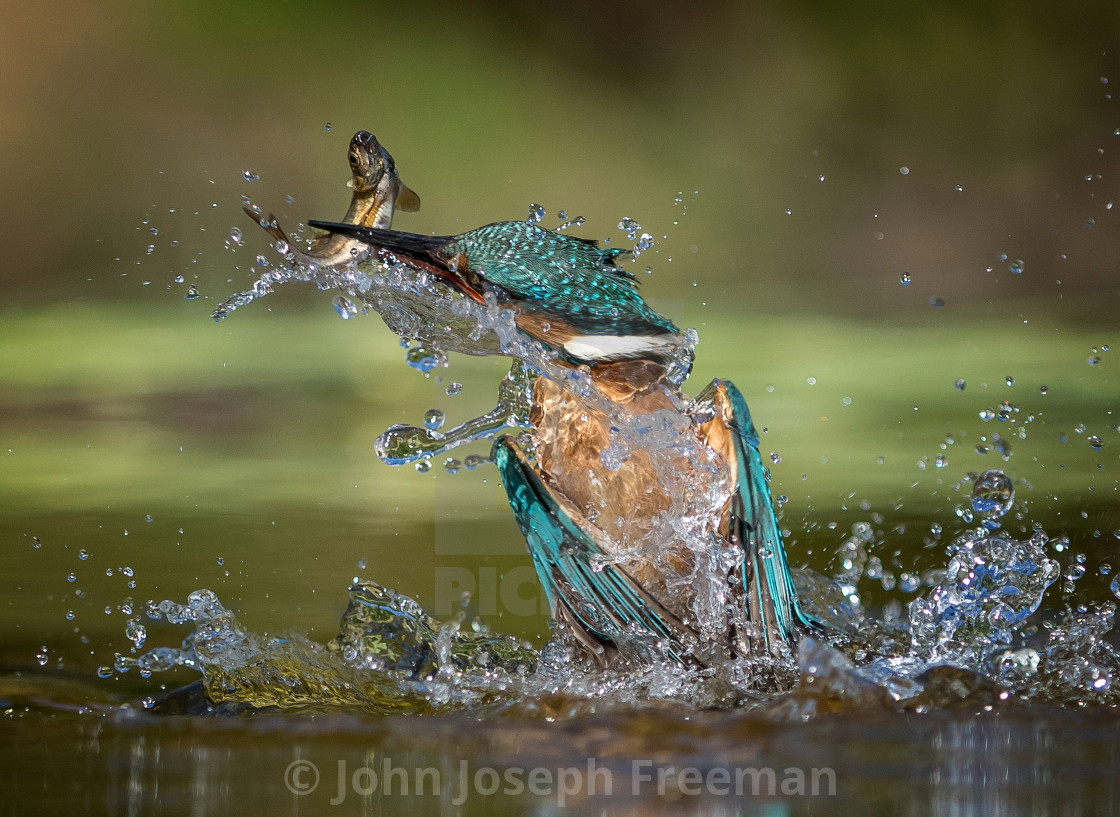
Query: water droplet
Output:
[[66, 572, 76, 582], [125, 619, 147, 648], [332, 295, 358, 320], [228, 226, 243, 247], [525, 203, 545, 225], [617, 217, 641, 239], [899, 166, 910, 175], [1089, 435, 1104, 450], [1008, 259, 1024, 274], [242, 170, 260, 182], [979, 409, 995, 421], [770, 452, 782, 464], [404, 345, 448, 374], [78, 549, 89, 561], [1039, 385, 1049, 395], [841, 396, 852, 406], [807, 376, 817, 385], [897, 271, 913, 286], [970, 469, 1014, 529], [185, 285, 199, 300], [930, 297, 945, 307], [464, 454, 485, 470], [633, 233, 655, 256], [324, 122, 333, 131], [1089, 355, 1101, 366], [935, 455, 947, 468], [1005, 376, 1014, 386], [424, 409, 445, 431], [445, 382, 463, 396], [444, 457, 461, 475], [255, 254, 269, 268], [954, 379, 966, 391], [415, 459, 432, 473], [174, 274, 185, 284]]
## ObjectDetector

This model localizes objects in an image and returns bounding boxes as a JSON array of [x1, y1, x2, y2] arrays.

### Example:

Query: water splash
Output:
[[908, 528, 1059, 666], [375, 360, 535, 465], [191, 218, 1120, 716], [116, 480, 1105, 713]]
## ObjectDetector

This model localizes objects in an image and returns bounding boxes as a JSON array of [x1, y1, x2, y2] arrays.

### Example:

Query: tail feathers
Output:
[[307, 221, 448, 260], [599, 247, 637, 281]]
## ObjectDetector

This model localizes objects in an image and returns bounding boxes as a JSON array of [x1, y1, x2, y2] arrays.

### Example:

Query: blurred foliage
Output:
[[3, 0, 1119, 313]]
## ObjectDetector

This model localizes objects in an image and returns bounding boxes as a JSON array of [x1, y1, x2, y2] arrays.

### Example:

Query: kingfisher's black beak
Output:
[[309, 220, 487, 305], [307, 220, 374, 240]]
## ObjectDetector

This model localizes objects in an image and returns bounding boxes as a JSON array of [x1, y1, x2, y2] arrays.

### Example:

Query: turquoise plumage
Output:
[[703, 379, 823, 650], [306, 220, 679, 360]]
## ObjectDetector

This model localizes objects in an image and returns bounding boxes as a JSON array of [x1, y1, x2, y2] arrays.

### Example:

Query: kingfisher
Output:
[[306, 220, 681, 368], [309, 219, 825, 674]]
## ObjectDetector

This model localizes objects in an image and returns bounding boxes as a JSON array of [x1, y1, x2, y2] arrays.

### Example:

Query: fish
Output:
[[246, 131, 420, 268]]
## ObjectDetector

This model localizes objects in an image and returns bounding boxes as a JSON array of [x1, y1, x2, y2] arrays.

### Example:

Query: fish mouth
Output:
[[350, 130, 377, 149], [349, 131, 394, 171]]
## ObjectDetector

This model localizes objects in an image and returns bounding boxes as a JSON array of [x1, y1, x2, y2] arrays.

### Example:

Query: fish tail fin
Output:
[[243, 206, 293, 248]]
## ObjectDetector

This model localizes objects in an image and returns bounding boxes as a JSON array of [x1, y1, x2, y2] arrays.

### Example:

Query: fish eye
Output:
[[348, 151, 360, 167]]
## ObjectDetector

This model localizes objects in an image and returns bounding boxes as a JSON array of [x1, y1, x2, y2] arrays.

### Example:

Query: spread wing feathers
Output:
[[702, 380, 826, 653], [494, 438, 691, 665]]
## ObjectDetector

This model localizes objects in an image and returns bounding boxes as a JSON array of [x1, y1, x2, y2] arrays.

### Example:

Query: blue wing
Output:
[[493, 437, 691, 665], [701, 380, 825, 654]]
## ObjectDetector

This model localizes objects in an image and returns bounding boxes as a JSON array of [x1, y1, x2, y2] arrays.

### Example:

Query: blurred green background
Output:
[[2, 0, 1118, 689]]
